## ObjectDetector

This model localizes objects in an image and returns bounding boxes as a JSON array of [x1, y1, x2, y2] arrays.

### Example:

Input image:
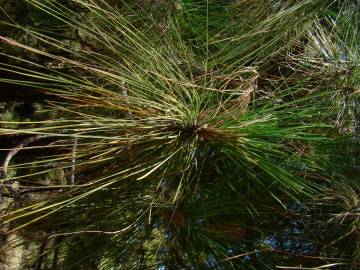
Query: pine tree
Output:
[[0, 1, 359, 269]]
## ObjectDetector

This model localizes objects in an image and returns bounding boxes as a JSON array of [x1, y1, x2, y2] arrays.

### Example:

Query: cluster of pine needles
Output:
[[0, 0, 359, 269]]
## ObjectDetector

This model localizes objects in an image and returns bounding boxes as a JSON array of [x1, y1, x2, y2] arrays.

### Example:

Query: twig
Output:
[[0, 135, 46, 201], [35, 238, 48, 270], [276, 263, 346, 269], [70, 137, 78, 186], [122, 84, 133, 118], [20, 187, 65, 194], [52, 236, 64, 270], [221, 250, 258, 261], [48, 208, 149, 238]]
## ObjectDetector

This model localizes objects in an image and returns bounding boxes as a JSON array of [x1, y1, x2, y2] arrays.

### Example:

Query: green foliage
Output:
[[0, 0, 359, 269]]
